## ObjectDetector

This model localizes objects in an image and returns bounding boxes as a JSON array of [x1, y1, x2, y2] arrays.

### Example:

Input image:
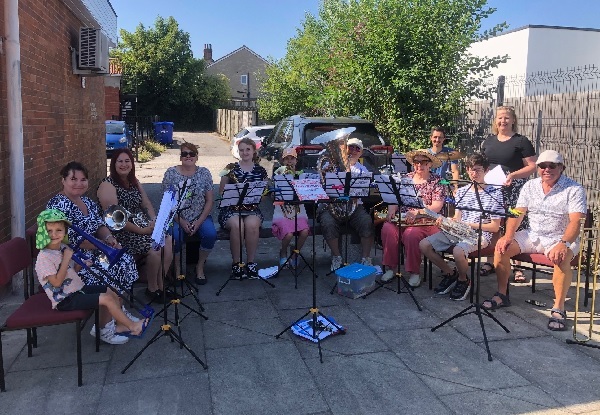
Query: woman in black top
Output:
[[481, 106, 537, 281], [218, 137, 268, 279]]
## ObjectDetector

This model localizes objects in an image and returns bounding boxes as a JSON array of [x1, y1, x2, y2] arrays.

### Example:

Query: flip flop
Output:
[[116, 313, 155, 339], [513, 270, 527, 283], [479, 262, 495, 276]]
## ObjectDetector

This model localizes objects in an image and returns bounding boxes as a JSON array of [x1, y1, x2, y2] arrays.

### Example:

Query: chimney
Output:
[[203, 44, 213, 64]]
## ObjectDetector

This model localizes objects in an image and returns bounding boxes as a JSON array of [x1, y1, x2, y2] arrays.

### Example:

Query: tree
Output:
[[258, 0, 507, 149], [112, 16, 229, 129]]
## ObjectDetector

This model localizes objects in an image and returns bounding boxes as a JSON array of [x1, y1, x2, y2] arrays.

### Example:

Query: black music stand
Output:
[[123, 185, 208, 373], [270, 173, 317, 286], [216, 180, 275, 295], [321, 171, 372, 292], [430, 180, 509, 361], [275, 199, 346, 363], [363, 174, 423, 310]]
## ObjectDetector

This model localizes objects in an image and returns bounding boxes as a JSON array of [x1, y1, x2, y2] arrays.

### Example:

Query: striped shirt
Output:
[[455, 185, 504, 243]]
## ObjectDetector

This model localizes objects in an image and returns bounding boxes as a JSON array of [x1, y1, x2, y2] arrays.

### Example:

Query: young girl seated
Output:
[[34, 209, 150, 344], [272, 148, 310, 268]]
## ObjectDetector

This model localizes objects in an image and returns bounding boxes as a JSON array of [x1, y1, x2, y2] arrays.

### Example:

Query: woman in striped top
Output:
[[218, 137, 268, 279]]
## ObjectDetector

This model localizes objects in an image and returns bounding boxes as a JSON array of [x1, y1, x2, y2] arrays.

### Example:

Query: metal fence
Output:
[[453, 65, 600, 207]]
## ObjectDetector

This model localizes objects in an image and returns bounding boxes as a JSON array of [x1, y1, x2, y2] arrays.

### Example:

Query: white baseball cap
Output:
[[347, 138, 364, 150], [536, 150, 564, 165]]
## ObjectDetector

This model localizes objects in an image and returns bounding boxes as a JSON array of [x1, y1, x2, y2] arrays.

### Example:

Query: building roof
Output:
[[487, 24, 600, 39], [206, 45, 268, 68]]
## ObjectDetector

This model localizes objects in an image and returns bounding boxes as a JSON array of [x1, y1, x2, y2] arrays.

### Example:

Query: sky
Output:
[[109, 0, 600, 62]]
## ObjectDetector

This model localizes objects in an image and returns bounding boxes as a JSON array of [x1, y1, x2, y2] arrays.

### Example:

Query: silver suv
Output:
[[258, 115, 392, 176]]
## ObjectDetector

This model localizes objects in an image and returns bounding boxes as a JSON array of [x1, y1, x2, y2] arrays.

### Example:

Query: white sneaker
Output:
[[122, 305, 140, 322], [90, 319, 115, 337], [99, 325, 129, 345], [331, 256, 343, 272], [360, 257, 373, 266], [381, 269, 395, 282], [408, 273, 422, 287]]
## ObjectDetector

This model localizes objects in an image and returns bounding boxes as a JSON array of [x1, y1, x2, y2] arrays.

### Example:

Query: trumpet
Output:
[[104, 204, 148, 231], [568, 217, 599, 347]]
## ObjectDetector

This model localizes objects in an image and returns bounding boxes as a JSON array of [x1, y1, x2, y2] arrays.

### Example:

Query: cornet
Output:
[[104, 204, 149, 231]]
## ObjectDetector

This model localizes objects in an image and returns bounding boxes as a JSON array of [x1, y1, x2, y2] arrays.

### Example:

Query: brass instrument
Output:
[[374, 208, 436, 227], [311, 127, 357, 220], [569, 217, 599, 347], [104, 204, 148, 231], [422, 208, 479, 245], [274, 165, 300, 219]]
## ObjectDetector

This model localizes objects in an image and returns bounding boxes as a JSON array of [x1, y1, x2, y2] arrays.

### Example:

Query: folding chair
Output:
[[0, 237, 99, 391]]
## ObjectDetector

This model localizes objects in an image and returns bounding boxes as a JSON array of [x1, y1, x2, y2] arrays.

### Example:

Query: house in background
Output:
[[468, 25, 600, 96], [204, 44, 269, 107]]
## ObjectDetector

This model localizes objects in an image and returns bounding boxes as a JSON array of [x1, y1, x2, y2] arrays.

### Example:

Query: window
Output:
[[241, 74, 248, 85]]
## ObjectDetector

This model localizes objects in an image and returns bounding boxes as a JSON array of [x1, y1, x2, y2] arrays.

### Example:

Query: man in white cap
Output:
[[319, 137, 375, 270], [483, 150, 586, 332]]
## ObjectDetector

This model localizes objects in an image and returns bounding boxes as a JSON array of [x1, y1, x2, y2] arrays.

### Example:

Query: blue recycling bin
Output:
[[153, 121, 174, 145]]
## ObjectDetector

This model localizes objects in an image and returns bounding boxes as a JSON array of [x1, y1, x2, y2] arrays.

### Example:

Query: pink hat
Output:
[[282, 148, 297, 159]]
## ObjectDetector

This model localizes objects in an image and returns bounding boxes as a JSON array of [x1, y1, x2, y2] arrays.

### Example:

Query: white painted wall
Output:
[[468, 26, 600, 97]]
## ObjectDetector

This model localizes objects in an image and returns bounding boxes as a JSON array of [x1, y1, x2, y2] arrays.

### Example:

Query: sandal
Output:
[[481, 292, 511, 310], [479, 262, 495, 276], [548, 308, 568, 331], [513, 269, 527, 283]]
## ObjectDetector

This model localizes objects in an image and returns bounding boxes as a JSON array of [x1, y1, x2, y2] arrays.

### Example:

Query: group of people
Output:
[[34, 106, 586, 347]]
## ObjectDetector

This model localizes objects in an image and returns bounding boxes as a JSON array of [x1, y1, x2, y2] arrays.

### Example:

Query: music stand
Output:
[[322, 171, 372, 292], [275, 181, 345, 362], [430, 180, 510, 361], [123, 185, 208, 373], [363, 174, 423, 310], [270, 174, 318, 286], [215, 180, 275, 295]]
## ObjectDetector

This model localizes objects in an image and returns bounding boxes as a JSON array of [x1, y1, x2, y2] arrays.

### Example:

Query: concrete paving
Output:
[[1, 132, 600, 414]]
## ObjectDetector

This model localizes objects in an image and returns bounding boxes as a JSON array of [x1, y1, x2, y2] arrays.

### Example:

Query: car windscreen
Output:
[[255, 128, 273, 138], [304, 123, 383, 147], [235, 129, 249, 139], [106, 124, 125, 134]]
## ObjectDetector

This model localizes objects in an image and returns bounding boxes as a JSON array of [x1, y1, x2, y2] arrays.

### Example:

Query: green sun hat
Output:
[[35, 209, 72, 249]]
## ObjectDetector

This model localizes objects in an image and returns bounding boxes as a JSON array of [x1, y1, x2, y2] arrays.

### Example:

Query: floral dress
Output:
[[217, 163, 268, 228], [99, 177, 153, 256], [161, 166, 214, 223], [46, 194, 139, 292]]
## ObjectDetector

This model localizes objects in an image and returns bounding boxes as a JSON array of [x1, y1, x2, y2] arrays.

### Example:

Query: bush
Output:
[[144, 140, 167, 156], [137, 148, 154, 162]]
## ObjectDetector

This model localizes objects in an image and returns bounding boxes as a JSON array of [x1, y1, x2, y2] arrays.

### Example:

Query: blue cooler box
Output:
[[336, 263, 377, 299]]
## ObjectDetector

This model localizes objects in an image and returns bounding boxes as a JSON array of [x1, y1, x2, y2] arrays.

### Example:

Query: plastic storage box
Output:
[[335, 263, 377, 299]]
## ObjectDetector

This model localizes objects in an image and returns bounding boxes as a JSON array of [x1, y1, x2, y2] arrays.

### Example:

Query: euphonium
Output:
[[422, 208, 479, 246], [311, 127, 358, 220]]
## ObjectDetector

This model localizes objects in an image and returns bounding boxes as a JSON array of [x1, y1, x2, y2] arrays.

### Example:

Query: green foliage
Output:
[[111, 16, 229, 129], [258, 0, 508, 150], [143, 140, 167, 156], [136, 148, 154, 163]]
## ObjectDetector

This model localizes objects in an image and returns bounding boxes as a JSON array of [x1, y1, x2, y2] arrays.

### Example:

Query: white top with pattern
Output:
[[516, 175, 587, 247], [162, 166, 213, 222], [455, 185, 504, 244]]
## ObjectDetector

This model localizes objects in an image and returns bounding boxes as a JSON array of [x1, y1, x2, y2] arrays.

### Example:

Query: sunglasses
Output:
[[413, 159, 431, 165], [347, 145, 362, 151], [538, 162, 559, 170], [181, 151, 197, 157]]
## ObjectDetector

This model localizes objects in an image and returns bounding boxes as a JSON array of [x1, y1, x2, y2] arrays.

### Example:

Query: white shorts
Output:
[[513, 230, 580, 256], [426, 231, 489, 259]]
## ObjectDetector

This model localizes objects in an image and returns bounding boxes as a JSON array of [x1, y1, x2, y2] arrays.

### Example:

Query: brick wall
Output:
[[0, 0, 106, 242], [105, 85, 121, 120]]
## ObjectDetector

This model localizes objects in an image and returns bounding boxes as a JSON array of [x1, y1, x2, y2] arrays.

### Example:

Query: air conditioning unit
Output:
[[78, 27, 109, 72]]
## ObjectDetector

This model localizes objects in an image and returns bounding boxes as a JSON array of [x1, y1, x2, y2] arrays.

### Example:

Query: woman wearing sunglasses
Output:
[[480, 106, 538, 282], [162, 142, 216, 285], [380, 150, 446, 287]]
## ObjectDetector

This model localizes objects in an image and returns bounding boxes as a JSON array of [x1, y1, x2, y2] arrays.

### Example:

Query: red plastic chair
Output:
[[0, 237, 99, 391]]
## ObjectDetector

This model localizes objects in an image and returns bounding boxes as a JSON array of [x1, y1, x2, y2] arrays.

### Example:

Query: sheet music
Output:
[[272, 174, 295, 201], [299, 172, 320, 180], [374, 174, 423, 208], [152, 191, 177, 247], [219, 181, 268, 207], [292, 179, 328, 201], [484, 165, 507, 186], [324, 172, 373, 197]]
